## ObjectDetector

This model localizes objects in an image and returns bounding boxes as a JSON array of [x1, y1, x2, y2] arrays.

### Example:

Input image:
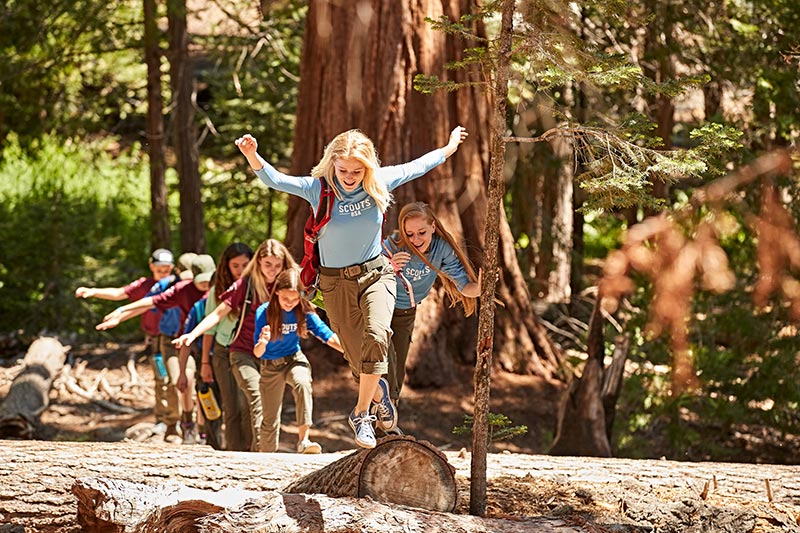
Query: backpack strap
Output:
[[308, 177, 334, 241], [231, 276, 253, 344], [381, 240, 416, 308]]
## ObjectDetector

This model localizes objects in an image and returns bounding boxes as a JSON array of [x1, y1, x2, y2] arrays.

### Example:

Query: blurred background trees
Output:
[[1, 0, 798, 463]]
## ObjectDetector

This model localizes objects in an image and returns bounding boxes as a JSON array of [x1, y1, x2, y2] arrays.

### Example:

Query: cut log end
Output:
[[286, 435, 457, 512]]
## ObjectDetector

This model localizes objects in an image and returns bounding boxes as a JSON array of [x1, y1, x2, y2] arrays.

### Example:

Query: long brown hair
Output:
[[267, 268, 314, 340], [213, 242, 254, 297], [394, 202, 478, 316], [242, 239, 299, 305]]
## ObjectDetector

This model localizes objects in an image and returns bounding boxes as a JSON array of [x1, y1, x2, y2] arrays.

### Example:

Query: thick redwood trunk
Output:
[[286, 0, 563, 384]]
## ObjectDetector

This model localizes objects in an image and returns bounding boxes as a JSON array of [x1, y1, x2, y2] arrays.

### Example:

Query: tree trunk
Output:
[[285, 435, 456, 512], [168, 0, 205, 253], [286, 0, 564, 385], [143, 0, 170, 250], [0, 337, 68, 439], [549, 300, 611, 457]]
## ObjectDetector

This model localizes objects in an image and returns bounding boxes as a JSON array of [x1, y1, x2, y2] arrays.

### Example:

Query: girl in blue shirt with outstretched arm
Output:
[[236, 126, 467, 449], [253, 268, 343, 453], [383, 202, 481, 412]]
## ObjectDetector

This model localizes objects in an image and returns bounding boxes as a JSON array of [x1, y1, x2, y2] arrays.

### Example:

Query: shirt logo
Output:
[[405, 265, 431, 282], [282, 323, 298, 335], [338, 197, 372, 217]]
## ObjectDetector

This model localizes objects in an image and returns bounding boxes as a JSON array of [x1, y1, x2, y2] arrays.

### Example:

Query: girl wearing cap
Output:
[[253, 268, 343, 453], [173, 239, 297, 452], [97, 254, 216, 438], [383, 202, 480, 408], [235, 126, 468, 449], [75, 248, 177, 435]]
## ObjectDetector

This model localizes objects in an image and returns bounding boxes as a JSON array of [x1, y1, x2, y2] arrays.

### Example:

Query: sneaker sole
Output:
[[299, 443, 322, 454]]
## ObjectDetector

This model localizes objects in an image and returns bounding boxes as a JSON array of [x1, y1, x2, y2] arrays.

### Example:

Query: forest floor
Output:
[[1, 339, 799, 532]]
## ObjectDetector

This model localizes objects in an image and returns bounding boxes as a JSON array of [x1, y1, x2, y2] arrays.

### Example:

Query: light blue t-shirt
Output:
[[255, 149, 446, 268], [253, 302, 334, 360], [383, 234, 471, 309]]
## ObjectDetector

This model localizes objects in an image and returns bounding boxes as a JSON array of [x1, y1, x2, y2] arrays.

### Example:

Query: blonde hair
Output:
[[242, 239, 299, 305], [394, 202, 478, 317], [267, 268, 314, 340], [311, 129, 392, 213]]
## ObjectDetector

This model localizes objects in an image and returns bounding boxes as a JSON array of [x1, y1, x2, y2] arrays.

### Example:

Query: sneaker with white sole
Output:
[[297, 439, 322, 454], [348, 409, 377, 449], [370, 377, 398, 431]]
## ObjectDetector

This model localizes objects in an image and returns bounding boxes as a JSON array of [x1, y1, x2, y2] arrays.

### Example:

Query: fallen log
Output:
[[72, 476, 587, 533], [285, 434, 457, 512], [0, 337, 68, 438], [2, 440, 799, 532]]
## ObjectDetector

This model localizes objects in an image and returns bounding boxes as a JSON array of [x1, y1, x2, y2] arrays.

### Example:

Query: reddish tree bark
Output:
[[285, 0, 563, 387]]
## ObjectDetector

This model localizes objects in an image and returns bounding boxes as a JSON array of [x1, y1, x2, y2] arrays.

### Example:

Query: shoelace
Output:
[[354, 413, 377, 431], [375, 401, 392, 420]]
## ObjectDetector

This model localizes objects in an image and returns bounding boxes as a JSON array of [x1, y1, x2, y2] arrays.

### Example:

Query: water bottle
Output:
[[198, 383, 222, 421], [153, 352, 168, 383]]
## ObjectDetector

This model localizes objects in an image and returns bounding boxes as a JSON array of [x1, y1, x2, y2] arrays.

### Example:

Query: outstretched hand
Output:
[[449, 125, 468, 146], [96, 316, 120, 331], [172, 334, 194, 349], [235, 134, 258, 157], [443, 126, 468, 158]]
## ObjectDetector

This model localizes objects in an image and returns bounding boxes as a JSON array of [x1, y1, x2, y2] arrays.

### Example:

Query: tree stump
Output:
[[285, 435, 457, 512], [0, 336, 68, 438]]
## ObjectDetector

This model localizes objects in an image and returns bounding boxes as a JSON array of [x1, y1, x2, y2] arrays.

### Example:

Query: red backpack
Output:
[[300, 178, 335, 295]]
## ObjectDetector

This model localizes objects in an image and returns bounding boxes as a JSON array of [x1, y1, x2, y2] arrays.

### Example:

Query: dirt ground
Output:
[[0, 339, 560, 455]]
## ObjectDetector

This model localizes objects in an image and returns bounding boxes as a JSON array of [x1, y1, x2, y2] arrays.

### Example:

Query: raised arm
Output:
[[235, 134, 317, 203], [441, 125, 469, 159], [75, 286, 127, 301], [173, 301, 232, 348], [96, 297, 154, 330], [381, 126, 469, 191]]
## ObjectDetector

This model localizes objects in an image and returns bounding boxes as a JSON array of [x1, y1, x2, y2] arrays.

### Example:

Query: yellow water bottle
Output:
[[198, 383, 221, 421]]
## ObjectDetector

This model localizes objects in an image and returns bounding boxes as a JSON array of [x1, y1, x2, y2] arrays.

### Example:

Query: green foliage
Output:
[[0, 0, 143, 146], [0, 134, 151, 338], [453, 412, 528, 447]]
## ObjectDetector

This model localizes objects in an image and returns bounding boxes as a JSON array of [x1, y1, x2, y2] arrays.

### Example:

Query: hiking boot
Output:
[[369, 378, 398, 431], [297, 439, 322, 454], [181, 423, 201, 445], [348, 409, 377, 449], [164, 422, 182, 443]]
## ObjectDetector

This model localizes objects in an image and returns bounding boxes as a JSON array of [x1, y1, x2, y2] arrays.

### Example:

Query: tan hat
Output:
[[178, 252, 198, 272], [191, 254, 216, 284]]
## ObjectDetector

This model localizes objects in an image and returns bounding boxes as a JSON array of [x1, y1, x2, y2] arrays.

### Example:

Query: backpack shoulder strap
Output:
[[310, 178, 334, 235], [232, 276, 253, 343]]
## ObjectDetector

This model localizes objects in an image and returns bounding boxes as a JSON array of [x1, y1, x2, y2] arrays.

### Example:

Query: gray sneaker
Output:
[[370, 378, 398, 431], [348, 409, 377, 449]]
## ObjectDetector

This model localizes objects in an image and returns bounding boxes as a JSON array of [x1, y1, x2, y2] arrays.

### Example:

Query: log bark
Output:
[[0, 336, 68, 438], [72, 477, 585, 533], [2, 440, 798, 532], [285, 435, 456, 512]]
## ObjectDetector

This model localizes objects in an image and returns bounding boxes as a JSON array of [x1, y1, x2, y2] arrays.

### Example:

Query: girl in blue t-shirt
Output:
[[383, 202, 481, 406], [236, 126, 467, 449], [253, 268, 343, 453]]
